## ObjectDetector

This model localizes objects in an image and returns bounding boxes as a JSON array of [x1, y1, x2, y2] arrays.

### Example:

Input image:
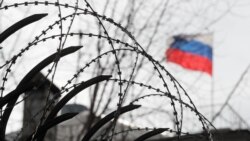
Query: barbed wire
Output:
[[0, 0, 221, 141]]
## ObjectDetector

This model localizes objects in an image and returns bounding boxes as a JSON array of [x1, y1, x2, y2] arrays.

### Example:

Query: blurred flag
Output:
[[166, 34, 213, 75]]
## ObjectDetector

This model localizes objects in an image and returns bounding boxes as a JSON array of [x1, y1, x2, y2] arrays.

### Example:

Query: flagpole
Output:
[[211, 33, 214, 122], [211, 62, 214, 121]]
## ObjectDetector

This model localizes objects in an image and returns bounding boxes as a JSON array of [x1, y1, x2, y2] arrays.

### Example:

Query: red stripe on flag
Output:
[[166, 48, 212, 75]]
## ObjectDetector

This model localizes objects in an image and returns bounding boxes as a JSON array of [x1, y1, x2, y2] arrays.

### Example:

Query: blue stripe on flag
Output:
[[170, 37, 212, 60]]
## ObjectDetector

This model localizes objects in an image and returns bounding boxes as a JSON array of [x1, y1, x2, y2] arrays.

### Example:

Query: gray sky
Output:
[[1, 0, 250, 134]]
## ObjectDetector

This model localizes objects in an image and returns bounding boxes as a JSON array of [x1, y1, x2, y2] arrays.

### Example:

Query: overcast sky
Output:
[[165, 0, 250, 129], [1, 0, 250, 133]]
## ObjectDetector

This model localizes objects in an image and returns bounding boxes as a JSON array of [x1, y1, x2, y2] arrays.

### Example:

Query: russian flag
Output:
[[166, 35, 212, 75]]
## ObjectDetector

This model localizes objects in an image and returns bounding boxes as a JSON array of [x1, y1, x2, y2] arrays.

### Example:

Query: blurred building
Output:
[[57, 104, 164, 141], [7, 73, 250, 141], [21, 72, 60, 141], [150, 129, 250, 141], [6, 73, 163, 141]]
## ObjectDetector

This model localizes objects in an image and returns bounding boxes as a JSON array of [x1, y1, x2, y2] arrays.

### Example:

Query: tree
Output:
[[0, 0, 234, 140]]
